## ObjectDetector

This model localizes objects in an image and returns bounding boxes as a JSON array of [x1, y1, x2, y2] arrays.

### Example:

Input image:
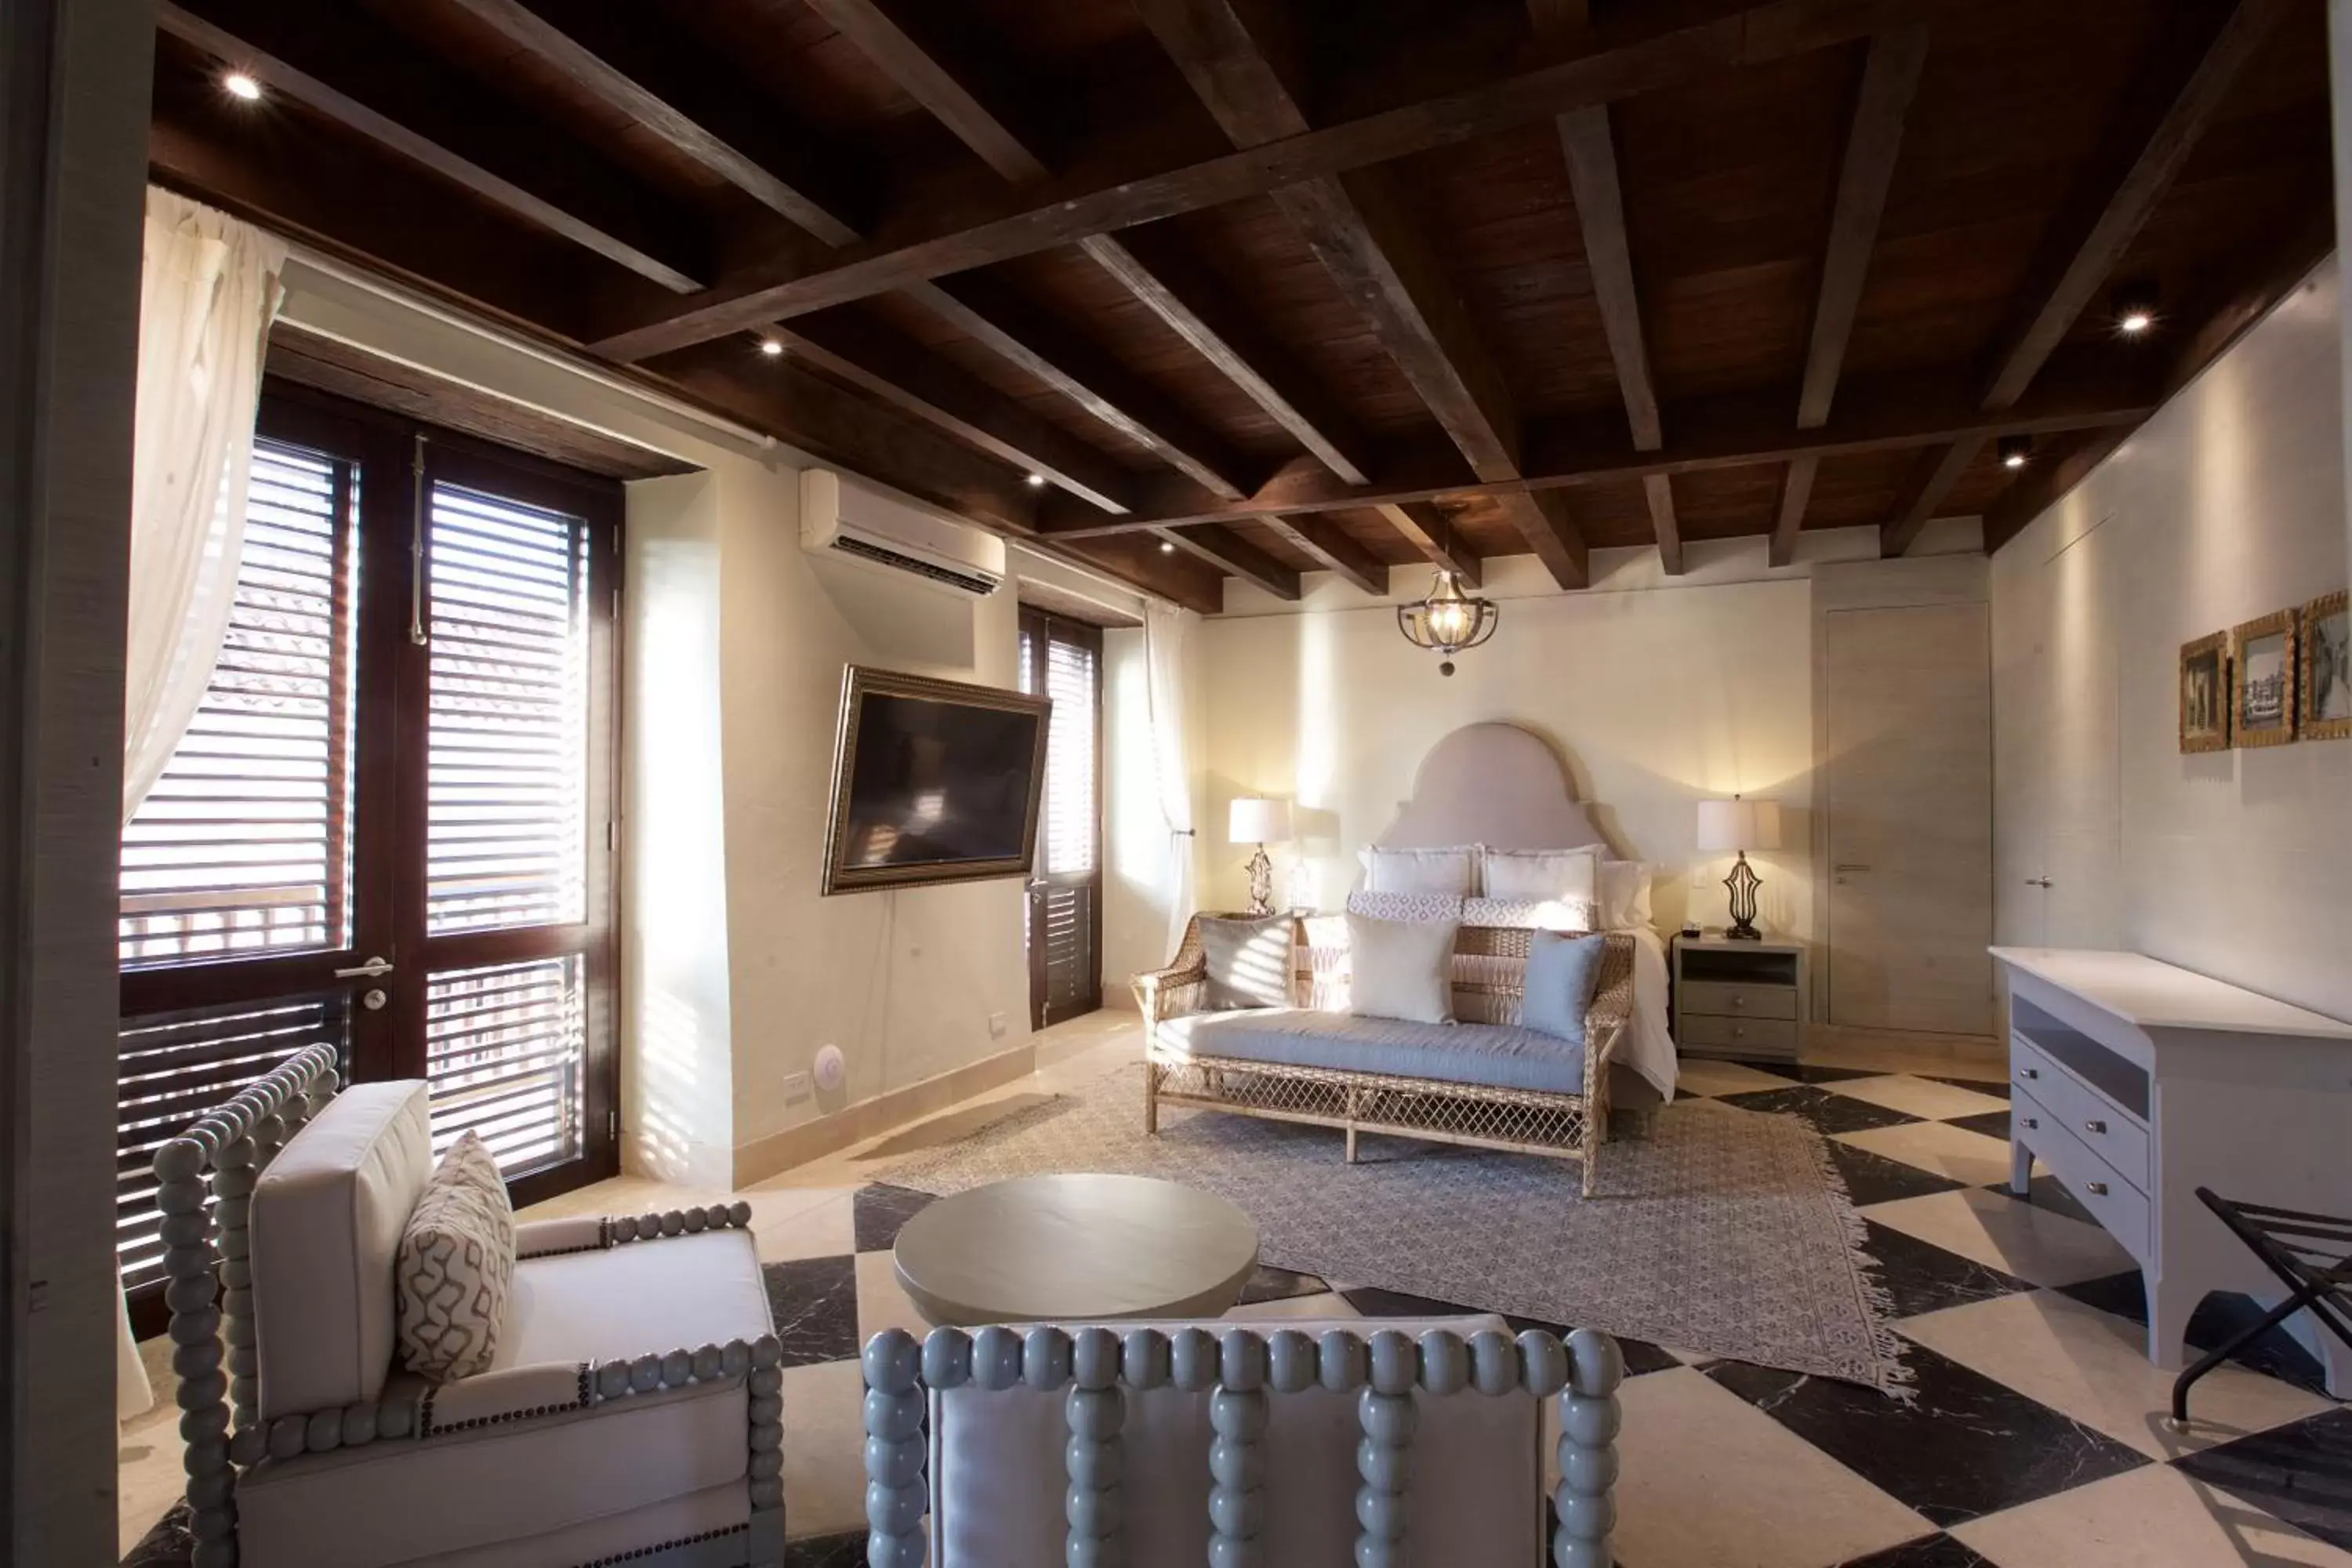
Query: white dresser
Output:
[[1991, 948, 2352, 1396]]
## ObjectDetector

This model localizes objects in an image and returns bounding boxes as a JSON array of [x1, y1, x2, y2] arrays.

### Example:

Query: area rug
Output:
[[884, 1064, 1912, 1395]]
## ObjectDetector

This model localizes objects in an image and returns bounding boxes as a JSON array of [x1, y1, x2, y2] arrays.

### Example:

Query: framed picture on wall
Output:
[[2303, 590, 2350, 741], [2179, 632, 2230, 753], [2233, 609, 2298, 748]]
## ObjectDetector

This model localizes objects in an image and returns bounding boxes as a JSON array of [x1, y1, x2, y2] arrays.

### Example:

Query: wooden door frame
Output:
[[1018, 607, 1105, 1029]]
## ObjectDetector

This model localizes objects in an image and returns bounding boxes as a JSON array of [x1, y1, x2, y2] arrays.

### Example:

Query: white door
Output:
[[2038, 523, 2125, 948], [1825, 603, 1996, 1035], [1991, 556, 2053, 949]]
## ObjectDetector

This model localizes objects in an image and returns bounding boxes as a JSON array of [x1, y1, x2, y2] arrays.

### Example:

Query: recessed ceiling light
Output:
[[1025, 473, 1046, 488], [1159, 540, 1176, 554], [2112, 280, 2158, 336], [1998, 434, 2031, 470], [757, 337, 784, 357], [223, 71, 262, 101]]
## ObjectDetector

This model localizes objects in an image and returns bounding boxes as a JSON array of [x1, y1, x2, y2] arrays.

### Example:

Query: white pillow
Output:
[[1479, 846, 1599, 905], [1597, 860, 1653, 931], [1357, 845, 1477, 897], [1345, 912, 1457, 1025]]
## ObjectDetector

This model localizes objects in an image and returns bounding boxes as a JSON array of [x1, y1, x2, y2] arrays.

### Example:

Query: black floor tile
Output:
[[1719, 1084, 1921, 1137], [1707, 1340, 2148, 1526], [2176, 1408, 2352, 1552], [2054, 1272, 2333, 1396], [1718, 1057, 1804, 1083], [1236, 1263, 1329, 1304], [1943, 1109, 2010, 1141], [122, 1503, 193, 1567], [1835, 1534, 1994, 1567], [1722, 1059, 1878, 1085], [764, 1255, 860, 1367], [784, 1530, 869, 1566], [1925, 1074, 2009, 1099], [852, 1182, 936, 1253], [1862, 1221, 2034, 1320], [1984, 1171, 2095, 1228], [1828, 1141, 1969, 1207], [1337, 1286, 1681, 1376]]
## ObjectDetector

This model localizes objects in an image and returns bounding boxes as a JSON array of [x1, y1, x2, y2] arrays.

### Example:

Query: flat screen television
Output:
[[821, 666, 1050, 895]]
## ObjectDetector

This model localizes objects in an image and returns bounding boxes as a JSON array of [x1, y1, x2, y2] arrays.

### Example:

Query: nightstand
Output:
[[1672, 932, 1805, 1061]]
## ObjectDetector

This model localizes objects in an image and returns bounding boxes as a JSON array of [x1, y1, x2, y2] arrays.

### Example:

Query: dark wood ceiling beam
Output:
[[1642, 474, 1682, 574], [1154, 524, 1301, 600], [1042, 365, 2155, 536], [1080, 227, 1377, 485], [1877, 437, 1980, 557], [1979, 430, 2127, 554], [157, 2, 709, 293], [1504, 489, 1591, 588], [437, 0, 862, 244], [771, 311, 1137, 514], [1263, 515, 1388, 595], [1978, 0, 2292, 412], [1770, 456, 1816, 568], [587, 0, 1940, 359], [1376, 502, 1483, 584], [1054, 535, 1228, 616], [904, 277, 1255, 501], [804, 0, 1048, 184]]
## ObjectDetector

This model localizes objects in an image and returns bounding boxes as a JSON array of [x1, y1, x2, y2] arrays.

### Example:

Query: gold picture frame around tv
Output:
[[2179, 631, 2230, 753], [2302, 590, 2350, 741], [820, 665, 1051, 895], [2232, 609, 2298, 749]]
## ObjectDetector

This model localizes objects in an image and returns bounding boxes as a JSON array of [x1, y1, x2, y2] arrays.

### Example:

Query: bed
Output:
[[1135, 723, 1680, 1194]]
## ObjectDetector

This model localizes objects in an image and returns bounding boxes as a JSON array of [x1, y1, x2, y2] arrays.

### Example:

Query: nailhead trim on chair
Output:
[[418, 1365, 595, 1439], [573, 1523, 750, 1566]]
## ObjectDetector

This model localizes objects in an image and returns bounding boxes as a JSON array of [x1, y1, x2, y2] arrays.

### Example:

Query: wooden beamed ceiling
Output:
[[147, 0, 2333, 610]]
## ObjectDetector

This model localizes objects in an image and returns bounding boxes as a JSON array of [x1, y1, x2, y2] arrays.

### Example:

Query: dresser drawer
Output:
[[2012, 1036, 2149, 1188], [1680, 1014, 1798, 1058], [2013, 1085, 2150, 1260], [1680, 981, 1798, 1022]]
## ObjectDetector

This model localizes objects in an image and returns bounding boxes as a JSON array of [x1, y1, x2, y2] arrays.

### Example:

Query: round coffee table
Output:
[[892, 1174, 1260, 1327]]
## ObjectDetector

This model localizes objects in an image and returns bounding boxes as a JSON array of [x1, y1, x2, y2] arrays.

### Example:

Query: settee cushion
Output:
[[1197, 913, 1294, 1010], [932, 1316, 1540, 1568], [252, 1080, 434, 1421], [1522, 931, 1608, 1044], [1158, 1007, 1587, 1096], [236, 1228, 769, 1568]]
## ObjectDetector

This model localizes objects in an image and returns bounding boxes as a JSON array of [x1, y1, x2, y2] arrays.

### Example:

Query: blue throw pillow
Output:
[[1521, 931, 1607, 1044]]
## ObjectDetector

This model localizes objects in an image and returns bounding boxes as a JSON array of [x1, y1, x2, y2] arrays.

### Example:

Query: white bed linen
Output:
[[1616, 927, 1678, 1102]]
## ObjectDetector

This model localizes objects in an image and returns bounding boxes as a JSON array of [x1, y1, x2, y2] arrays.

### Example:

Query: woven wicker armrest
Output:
[[1584, 933, 1637, 1046], [1134, 917, 1210, 1026]]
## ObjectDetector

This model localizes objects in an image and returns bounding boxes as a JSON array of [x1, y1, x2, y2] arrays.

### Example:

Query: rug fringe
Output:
[[1790, 1112, 1918, 1402]]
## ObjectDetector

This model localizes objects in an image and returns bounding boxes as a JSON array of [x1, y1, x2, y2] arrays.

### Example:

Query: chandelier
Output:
[[1396, 568, 1498, 677]]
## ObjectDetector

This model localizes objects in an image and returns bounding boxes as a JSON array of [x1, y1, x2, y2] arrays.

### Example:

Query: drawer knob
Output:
[[2022, 1116, 2038, 1130], [2085, 1119, 2106, 1134], [1731, 996, 1744, 1007], [2086, 1181, 2109, 1196], [2022, 1068, 2039, 1080]]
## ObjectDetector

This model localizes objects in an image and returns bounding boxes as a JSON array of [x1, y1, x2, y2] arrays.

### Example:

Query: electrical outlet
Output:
[[988, 1011, 1008, 1039], [782, 1071, 814, 1103]]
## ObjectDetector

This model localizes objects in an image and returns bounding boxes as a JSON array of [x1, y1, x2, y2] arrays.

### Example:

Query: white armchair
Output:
[[860, 1314, 1624, 1566], [154, 1043, 784, 1568]]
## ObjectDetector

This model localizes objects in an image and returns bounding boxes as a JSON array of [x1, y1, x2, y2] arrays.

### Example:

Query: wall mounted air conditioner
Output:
[[799, 469, 1005, 597]]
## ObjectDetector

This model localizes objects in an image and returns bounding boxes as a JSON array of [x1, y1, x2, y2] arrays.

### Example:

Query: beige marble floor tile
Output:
[[1952, 1463, 2352, 1566], [1606, 1367, 1930, 1568], [779, 1358, 873, 1539], [1864, 1187, 2134, 1288], [742, 1183, 855, 1236], [1221, 1290, 1362, 1323], [855, 1248, 932, 1345], [1834, 1120, 2020, 1188], [1898, 1290, 2332, 1460], [118, 1333, 185, 1555], [1677, 1058, 1802, 1097], [1828, 1074, 2012, 1122], [753, 1191, 856, 1263]]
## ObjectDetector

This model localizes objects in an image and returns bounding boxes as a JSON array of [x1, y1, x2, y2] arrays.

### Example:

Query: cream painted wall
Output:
[[1992, 257, 2352, 1020], [1101, 616, 1207, 994]]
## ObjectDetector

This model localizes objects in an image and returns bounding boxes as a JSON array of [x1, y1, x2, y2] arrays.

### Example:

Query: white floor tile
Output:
[[1863, 1187, 2135, 1288], [855, 1248, 932, 1345], [1677, 1058, 1802, 1098], [1897, 1290, 2333, 1460], [1221, 1290, 1363, 1323], [1952, 1463, 2352, 1566], [779, 1359, 872, 1539], [1834, 1120, 2020, 1189], [754, 1191, 856, 1263], [1828, 1074, 2011, 1122], [1605, 1367, 1931, 1568]]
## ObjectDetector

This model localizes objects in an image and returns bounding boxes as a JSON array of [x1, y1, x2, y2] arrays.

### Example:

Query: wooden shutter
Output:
[[1021, 611, 1102, 1026]]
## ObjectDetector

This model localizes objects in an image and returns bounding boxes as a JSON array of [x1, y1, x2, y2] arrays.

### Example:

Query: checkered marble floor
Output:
[[112, 1022, 2352, 1566], [753, 1050, 2350, 1568]]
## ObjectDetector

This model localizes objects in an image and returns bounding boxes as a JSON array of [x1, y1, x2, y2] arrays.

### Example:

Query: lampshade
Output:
[[1695, 797, 1782, 853], [1229, 797, 1292, 845]]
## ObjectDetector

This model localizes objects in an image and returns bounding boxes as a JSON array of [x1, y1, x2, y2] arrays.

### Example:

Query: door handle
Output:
[[2025, 877, 2053, 888], [1833, 864, 1871, 873], [334, 955, 394, 979]]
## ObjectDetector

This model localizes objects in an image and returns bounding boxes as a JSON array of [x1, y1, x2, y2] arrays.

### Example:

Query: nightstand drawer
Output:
[[1680, 1014, 1798, 1056], [1679, 981, 1797, 1022]]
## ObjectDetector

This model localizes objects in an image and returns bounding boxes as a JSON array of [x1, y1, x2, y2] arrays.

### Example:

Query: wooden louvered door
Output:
[[116, 390, 618, 1332], [1018, 611, 1102, 1029]]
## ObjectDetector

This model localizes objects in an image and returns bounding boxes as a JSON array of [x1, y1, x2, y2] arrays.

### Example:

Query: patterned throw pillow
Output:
[[1197, 913, 1294, 1010], [395, 1131, 514, 1382]]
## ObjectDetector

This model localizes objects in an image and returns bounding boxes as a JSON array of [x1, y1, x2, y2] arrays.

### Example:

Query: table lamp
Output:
[[1228, 797, 1292, 916], [1696, 794, 1781, 941]]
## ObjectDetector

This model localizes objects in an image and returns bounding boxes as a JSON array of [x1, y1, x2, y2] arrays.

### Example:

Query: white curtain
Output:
[[1142, 602, 1197, 956], [117, 190, 288, 1421]]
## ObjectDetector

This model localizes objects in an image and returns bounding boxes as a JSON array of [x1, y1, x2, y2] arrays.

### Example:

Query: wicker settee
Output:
[[1135, 914, 1636, 1196]]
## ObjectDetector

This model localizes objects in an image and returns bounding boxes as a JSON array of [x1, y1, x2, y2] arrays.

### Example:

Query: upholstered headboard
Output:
[[1374, 723, 1602, 851]]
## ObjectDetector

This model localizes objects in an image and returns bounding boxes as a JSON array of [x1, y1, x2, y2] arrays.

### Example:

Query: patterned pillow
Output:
[[395, 1131, 514, 1382]]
